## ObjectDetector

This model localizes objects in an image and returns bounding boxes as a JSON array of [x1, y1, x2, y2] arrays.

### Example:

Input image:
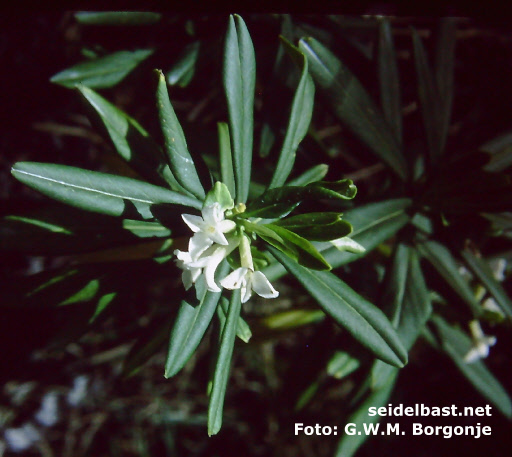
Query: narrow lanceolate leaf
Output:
[[156, 71, 205, 200], [217, 122, 236, 199], [287, 164, 328, 186], [269, 41, 315, 189], [270, 248, 408, 367], [461, 250, 512, 321], [412, 28, 444, 163], [372, 244, 432, 389], [435, 18, 456, 156], [167, 41, 200, 87], [418, 241, 481, 316], [336, 373, 397, 457], [75, 12, 161, 25], [11, 162, 201, 220], [223, 15, 256, 204], [51, 49, 153, 89], [299, 37, 407, 180], [78, 86, 186, 191], [273, 212, 352, 241], [165, 262, 229, 377], [378, 20, 402, 144], [208, 289, 242, 436], [218, 297, 252, 343], [431, 315, 512, 418]]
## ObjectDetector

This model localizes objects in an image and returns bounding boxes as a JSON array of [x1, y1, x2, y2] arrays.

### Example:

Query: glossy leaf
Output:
[[461, 250, 512, 321], [167, 41, 200, 87], [245, 179, 356, 218], [208, 289, 242, 436], [431, 315, 512, 418], [335, 373, 397, 457], [287, 163, 329, 186], [217, 122, 236, 199], [269, 40, 315, 188], [299, 37, 407, 180], [165, 262, 229, 378], [223, 15, 255, 204], [270, 248, 408, 367], [378, 20, 402, 144], [156, 71, 205, 200], [273, 212, 352, 241], [418, 241, 481, 316], [11, 162, 201, 220], [78, 86, 183, 190], [51, 49, 153, 89], [75, 12, 161, 25]]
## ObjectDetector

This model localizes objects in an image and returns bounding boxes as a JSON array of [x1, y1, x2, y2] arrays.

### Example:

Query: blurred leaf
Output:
[[208, 289, 242, 436], [167, 41, 200, 87], [89, 292, 117, 322], [274, 212, 352, 241], [335, 372, 397, 457], [156, 71, 206, 200], [265, 224, 332, 270], [223, 14, 256, 204], [51, 49, 153, 89], [372, 244, 432, 388], [11, 162, 202, 219], [246, 179, 357, 218], [287, 163, 329, 186], [418, 241, 481, 316], [461, 250, 512, 321], [258, 123, 275, 158], [269, 39, 315, 188], [78, 86, 183, 191], [299, 37, 407, 180], [262, 309, 325, 330], [217, 122, 236, 198], [165, 262, 229, 377], [431, 315, 512, 418], [327, 351, 360, 379], [75, 12, 161, 25], [270, 248, 408, 367], [218, 296, 252, 343], [378, 20, 402, 144]]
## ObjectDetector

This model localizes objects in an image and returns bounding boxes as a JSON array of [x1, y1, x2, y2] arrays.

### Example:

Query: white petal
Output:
[[464, 347, 481, 363], [209, 229, 229, 246], [250, 271, 279, 299], [189, 232, 214, 259], [218, 219, 236, 233], [202, 203, 223, 225], [182, 214, 205, 232], [203, 247, 227, 292], [220, 267, 248, 290], [241, 282, 252, 303]]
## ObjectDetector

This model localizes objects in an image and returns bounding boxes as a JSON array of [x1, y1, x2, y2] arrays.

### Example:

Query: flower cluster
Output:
[[174, 202, 279, 303], [464, 320, 497, 364]]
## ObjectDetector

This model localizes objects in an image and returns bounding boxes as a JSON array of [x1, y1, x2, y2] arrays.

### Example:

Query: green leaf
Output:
[[204, 182, 234, 213], [223, 14, 256, 204], [273, 212, 352, 241], [167, 41, 200, 87], [461, 250, 512, 321], [327, 351, 360, 379], [165, 262, 229, 378], [262, 309, 325, 330], [218, 296, 252, 343], [287, 163, 329, 186], [372, 244, 432, 389], [418, 241, 481, 316], [51, 49, 153, 89], [122, 219, 171, 238], [299, 37, 407, 180], [11, 162, 201, 220], [246, 179, 357, 218], [269, 40, 315, 188], [270, 248, 408, 367], [378, 20, 402, 144], [431, 315, 512, 418], [77, 86, 184, 191], [75, 12, 161, 25], [217, 122, 236, 199], [156, 71, 205, 200], [242, 220, 298, 260], [266, 224, 331, 270], [335, 373, 397, 457], [208, 289, 242, 436]]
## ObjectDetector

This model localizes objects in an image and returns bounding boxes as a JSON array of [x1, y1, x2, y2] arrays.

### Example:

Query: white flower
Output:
[[182, 203, 236, 259], [174, 249, 202, 290], [464, 320, 497, 363], [220, 267, 279, 303]]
